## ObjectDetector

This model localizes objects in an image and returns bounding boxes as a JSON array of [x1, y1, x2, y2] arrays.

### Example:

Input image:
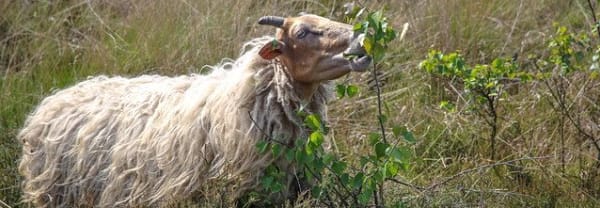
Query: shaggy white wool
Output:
[[18, 36, 332, 207]]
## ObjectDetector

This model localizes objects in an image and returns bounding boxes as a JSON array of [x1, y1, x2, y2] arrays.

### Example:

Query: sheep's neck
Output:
[[276, 58, 320, 101], [291, 81, 319, 102]]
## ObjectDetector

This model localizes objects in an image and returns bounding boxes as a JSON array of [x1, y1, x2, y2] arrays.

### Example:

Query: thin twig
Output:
[[385, 178, 424, 192], [501, 0, 524, 54], [372, 63, 388, 144], [372, 189, 379, 208], [484, 93, 498, 160], [0, 200, 11, 208], [322, 165, 359, 205], [426, 156, 551, 191], [587, 0, 600, 39], [545, 76, 600, 153], [303, 164, 348, 207], [532, 62, 600, 154], [85, 0, 126, 43], [247, 111, 287, 146], [372, 62, 386, 208]]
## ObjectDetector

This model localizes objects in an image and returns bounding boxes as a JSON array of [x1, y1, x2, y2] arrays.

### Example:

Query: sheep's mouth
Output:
[[345, 53, 371, 71], [343, 35, 371, 71], [343, 50, 369, 61]]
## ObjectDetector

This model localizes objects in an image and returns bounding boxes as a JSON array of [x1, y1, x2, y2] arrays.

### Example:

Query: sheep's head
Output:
[[258, 14, 370, 84]]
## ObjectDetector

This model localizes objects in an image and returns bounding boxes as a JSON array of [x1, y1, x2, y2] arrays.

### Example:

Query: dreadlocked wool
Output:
[[18, 36, 332, 207]]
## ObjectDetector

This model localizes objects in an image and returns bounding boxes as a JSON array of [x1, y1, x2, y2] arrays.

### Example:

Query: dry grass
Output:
[[2, 0, 600, 207]]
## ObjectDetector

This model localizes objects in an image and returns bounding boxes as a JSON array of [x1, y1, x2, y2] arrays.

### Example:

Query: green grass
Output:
[[2, 0, 600, 207]]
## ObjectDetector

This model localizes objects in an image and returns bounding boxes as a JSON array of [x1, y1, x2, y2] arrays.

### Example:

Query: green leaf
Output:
[[296, 147, 307, 163], [372, 42, 386, 62], [271, 143, 281, 156], [305, 169, 315, 181], [285, 148, 295, 161], [347, 84, 359, 97], [402, 129, 416, 144], [368, 132, 381, 145], [392, 125, 414, 143], [384, 27, 397, 42], [271, 181, 283, 192], [360, 156, 370, 166], [375, 142, 389, 158], [332, 161, 347, 174], [385, 162, 399, 177], [352, 173, 365, 189], [313, 157, 325, 172], [392, 126, 403, 138], [439, 100, 456, 112], [336, 84, 346, 98], [311, 186, 323, 198], [323, 153, 334, 165], [256, 141, 268, 154], [304, 114, 322, 131], [341, 173, 350, 184], [363, 37, 374, 55], [305, 142, 314, 155], [367, 11, 383, 28], [295, 137, 306, 147], [393, 201, 409, 208], [401, 162, 410, 171], [265, 165, 278, 174], [295, 107, 307, 117], [387, 146, 412, 163], [261, 176, 273, 188], [364, 177, 376, 190], [374, 23, 385, 41], [353, 22, 364, 31], [387, 146, 401, 162], [373, 169, 384, 182], [358, 190, 372, 205], [591, 71, 599, 79], [360, 21, 369, 33], [305, 150, 315, 163], [386, 147, 401, 163], [309, 131, 324, 146]]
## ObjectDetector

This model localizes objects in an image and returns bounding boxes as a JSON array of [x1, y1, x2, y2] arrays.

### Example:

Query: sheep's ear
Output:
[[259, 39, 285, 60]]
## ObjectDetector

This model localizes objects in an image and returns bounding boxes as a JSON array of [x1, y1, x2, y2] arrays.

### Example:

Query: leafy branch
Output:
[[420, 50, 528, 160]]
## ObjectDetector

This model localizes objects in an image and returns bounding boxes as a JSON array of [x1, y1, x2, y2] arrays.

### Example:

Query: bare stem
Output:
[[484, 93, 498, 161], [372, 188, 379, 208], [247, 111, 287, 146], [372, 61, 387, 207], [303, 164, 347, 207], [587, 0, 600, 39], [373, 63, 388, 144], [386, 178, 424, 192], [426, 156, 551, 191]]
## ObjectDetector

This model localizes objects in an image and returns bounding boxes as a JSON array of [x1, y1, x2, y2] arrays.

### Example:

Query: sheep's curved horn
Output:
[[258, 16, 285, 28]]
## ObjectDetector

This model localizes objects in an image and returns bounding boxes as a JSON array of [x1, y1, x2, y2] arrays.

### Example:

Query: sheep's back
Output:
[[18, 74, 219, 206]]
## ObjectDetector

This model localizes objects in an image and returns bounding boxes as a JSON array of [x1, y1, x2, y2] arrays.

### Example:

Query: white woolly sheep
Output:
[[18, 14, 371, 207]]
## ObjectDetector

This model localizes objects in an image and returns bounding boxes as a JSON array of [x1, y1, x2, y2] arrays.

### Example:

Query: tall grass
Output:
[[1, 0, 599, 207]]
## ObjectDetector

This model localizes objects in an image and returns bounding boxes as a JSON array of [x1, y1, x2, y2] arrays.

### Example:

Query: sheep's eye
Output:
[[296, 29, 308, 39]]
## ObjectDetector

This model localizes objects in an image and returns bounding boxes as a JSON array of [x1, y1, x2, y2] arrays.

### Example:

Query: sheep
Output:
[[18, 14, 371, 207]]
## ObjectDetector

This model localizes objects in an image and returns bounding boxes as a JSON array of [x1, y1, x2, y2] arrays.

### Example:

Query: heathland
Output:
[[1, 0, 599, 207]]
